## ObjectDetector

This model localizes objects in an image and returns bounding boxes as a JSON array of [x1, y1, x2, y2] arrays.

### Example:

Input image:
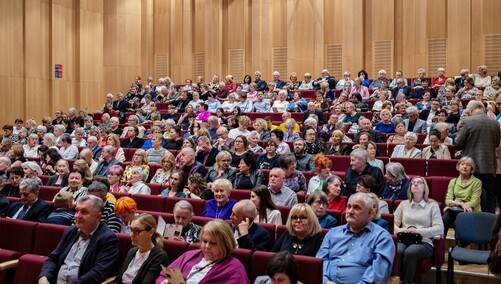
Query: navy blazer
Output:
[[8, 198, 51, 223], [195, 147, 220, 167], [91, 146, 103, 161], [229, 222, 271, 251], [39, 222, 119, 283]]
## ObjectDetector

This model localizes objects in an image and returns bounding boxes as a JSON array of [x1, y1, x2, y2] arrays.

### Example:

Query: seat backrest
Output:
[[256, 222, 277, 249], [251, 251, 323, 284], [427, 159, 459, 177], [116, 233, 133, 266], [230, 189, 251, 201], [231, 248, 253, 275], [390, 157, 426, 176], [277, 206, 292, 225], [0, 219, 37, 254], [163, 239, 188, 262], [39, 186, 63, 201], [131, 194, 166, 212], [146, 183, 163, 196], [326, 209, 342, 226], [166, 198, 206, 216], [455, 212, 497, 244], [429, 176, 452, 203], [381, 213, 394, 234], [13, 254, 49, 284], [33, 223, 67, 256]]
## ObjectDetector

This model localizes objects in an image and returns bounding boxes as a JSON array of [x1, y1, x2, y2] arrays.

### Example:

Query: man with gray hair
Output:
[[0, 137, 12, 158], [7, 179, 51, 222], [302, 102, 326, 126], [254, 70, 267, 91], [38, 195, 119, 284], [456, 101, 501, 213], [229, 199, 270, 251], [87, 182, 121, 233], [269, 71, 285, 91], [178, 147, 207, 177], [344, 149, 385, 196], [369, 69, 387, 89], [313, 69, 337, 90], [93, 145, 122, 176], [0, 156, 11, 182], [391, 78, 412, 99], [316, 192, 394, 284], [213, 126, 233, 151], [268, 168, 298, 207], [207, 115, 220, 140], [86, 136, 102, 161], [403, 106, 427, 134]]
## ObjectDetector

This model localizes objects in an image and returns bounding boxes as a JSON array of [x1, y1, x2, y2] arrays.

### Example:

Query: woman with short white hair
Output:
[[391, 132, 421, 158]]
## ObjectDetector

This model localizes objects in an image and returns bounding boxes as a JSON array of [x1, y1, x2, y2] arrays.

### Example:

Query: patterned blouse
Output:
[[182, 222, 202, 244], [121, 164, 150, 183], [284, 170, 307, 194]]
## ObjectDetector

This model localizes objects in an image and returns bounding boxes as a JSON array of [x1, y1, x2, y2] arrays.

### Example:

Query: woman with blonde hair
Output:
[[150, 151, 176, 186], [253, 118, 270, 141], [122, 149, 150, 183], [323, 130, 349, 155], [113, 214, 169, 284], [272, 203, 324, 256], [205, 151, 236, 184], [156, 219, 249, 284], [79, 148, 99, 173], [474, 65, 492, 88], [106, 133, 126, 163]]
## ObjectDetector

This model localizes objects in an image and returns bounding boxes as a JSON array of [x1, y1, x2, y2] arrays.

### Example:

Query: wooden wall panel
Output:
[[447, 0, 471, 75]]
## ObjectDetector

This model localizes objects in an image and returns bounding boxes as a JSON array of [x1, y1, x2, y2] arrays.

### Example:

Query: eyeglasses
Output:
[[220, 159, 231, 163], [128, 226, 149, 235], [313, 200, 327, 206], [411, 180, 425, 186], [291, 215, 308, 222]]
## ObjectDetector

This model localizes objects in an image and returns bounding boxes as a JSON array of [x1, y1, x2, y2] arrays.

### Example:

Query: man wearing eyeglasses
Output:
[[39, 195, 119, 284], [7, 179, 50, 222], [316, 192, 394, 284]]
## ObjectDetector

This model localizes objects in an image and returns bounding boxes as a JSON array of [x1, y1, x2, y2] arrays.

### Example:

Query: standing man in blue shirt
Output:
[[316, 192, 395, 284]]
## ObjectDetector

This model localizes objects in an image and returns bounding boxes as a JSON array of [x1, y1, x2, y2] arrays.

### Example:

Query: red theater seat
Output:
[[163, 239, 189, 262], [12, 254, 48, 284], [166, 198, 206, 216], [33, 223, 67, 256], [39, 186, 62, 201], [427, 159, 459, 177], [390, 158, 426, 177], [131, 194, 166, 212]]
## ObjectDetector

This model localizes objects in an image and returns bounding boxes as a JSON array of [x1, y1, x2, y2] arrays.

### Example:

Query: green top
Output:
[[445, 175, 482, 211]]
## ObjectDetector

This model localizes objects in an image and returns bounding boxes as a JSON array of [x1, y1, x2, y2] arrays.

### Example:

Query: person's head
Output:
[[212, 151, 231, 173], [265, 251, 300, 284], [286, 203, 321, 238], [53, 159, 69, 176], [330, 129, 344, 145], [307, 190, 329, 218], [269, 168, 286, 192], [238, 116, 250, 130], [263, 138, 277, 156], [238, 151, 257, 174], [74, 195, 104, 235], [393, 119, 405, 134], [231, 199, 258, 228], [350, 149, 368, 173], [345, 192, 374, 232], [322, 175, 344, 199], [199, 219, 236, 262], [19, 179, 40, 206], [293, 138, 306, 155], [406, 106, 419, 121], [114, 196, 137, 222], [404, 132, 418, 149], [270, 129, 284, 144], [253, 118, 268, 133], [211, 179, 232, 205], [457, 156, 475, 176], [10, 144, 24, 159], [68, 169, 84, 189], [233, 135, 249, 152], [0, 157, 11, 172], [187, 172, 207, 196], [303, 126, 317, 143], [356, 175, 379, 193], [408, 176, 430, 202], [21, 161, 41, 177], [100, 145, 115, 161], [130, 213, 164, 249], [313, 154, 332, 178], [53, 191, 74, 209], [179, 147, 196, 166], [168, 170, 186, 192], [107, 165, 123, 186], [384, 162, 408, 185], [279, 153, 297, 176], [87, 181, 109, 201], [468, 100, 487, 115], [106, 133, 120, 147], [173, 200, 195, 228], [247, 131, 259, 147], [251, 185, 277, 214], [428, 130, 441, 149], [130, 167, 147, 183]]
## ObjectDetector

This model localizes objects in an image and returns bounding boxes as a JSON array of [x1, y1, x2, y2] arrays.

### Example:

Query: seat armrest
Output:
[[0, 259, 19, 270], [101, 276, 116, 284], [432, 237, 446, 267]]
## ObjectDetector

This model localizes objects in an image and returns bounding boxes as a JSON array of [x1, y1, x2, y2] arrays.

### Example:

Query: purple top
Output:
[[155, 249, 249, 284], [196, 110, 211, 122], [202, 199, 237, 220]]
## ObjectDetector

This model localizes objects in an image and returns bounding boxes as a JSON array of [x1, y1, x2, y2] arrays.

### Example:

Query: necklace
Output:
[[186, 259, 216, 281]]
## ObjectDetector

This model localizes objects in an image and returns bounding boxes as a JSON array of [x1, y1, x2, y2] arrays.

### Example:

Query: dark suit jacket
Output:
[[0, 194, 9, 217], [392, 86, 413, 99], [113, 246, 169, 284], [93, 158, 123, 176], [121, 137, 144, 149], [39, 222, 119, 284], [91, 146, 103, 161], [419, 109, 431, 121], [181, 161, 207, 178], [303, 109, 326, 125], [355, 130, 383, 143], [112, 100, 128, 113], [8, 198, 51, 223], [195, 147, 220, 167], [229, 222, 271, 251]]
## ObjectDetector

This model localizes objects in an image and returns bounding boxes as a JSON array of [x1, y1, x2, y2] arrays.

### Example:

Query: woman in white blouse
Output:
[[251, 185, 282, 226], [113, 213, 169, 284], [122, 167, 151, 195], [271, 90, 289, 112]]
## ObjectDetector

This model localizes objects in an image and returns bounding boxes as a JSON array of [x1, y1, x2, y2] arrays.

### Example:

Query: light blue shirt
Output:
[[205, 100, 221, 113], [253, 100, 271, 112], [316, 222, 395, 284]]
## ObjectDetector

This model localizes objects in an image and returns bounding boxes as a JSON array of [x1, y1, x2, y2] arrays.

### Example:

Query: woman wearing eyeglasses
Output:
[[205, 151, 236, 185], [156, 219, 249, 284], [113, 213, 169, 284], [393, 177, 444, 284], [272, 203, 324, 257], [307, 191, 337, 229]]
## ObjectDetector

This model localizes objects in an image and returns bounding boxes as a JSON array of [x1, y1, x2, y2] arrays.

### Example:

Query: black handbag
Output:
[[397, 232, 422, 246]]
